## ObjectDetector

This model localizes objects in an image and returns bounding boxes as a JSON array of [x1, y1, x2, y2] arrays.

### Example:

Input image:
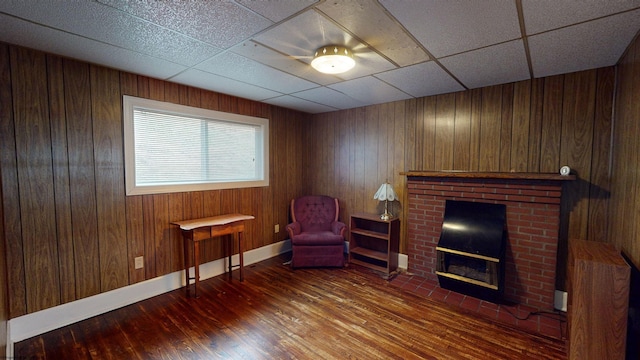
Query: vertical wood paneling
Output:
[[557, 70, 597, 289], [406, 99, 419, 170], [0, 140, 6, 353], [169, 193, 185, 272], [47, 55, 76, 304], [153, 194, 171, 275], [120, 72, 145, 284], [364, 106, 380, 214], [539, 75, 564, 173], [421, 97, 436, 170], [379, 102, 393, 182], [125, 195, 145, 284], [527, 78, 545, 172], [561, 70, 596, 240], [469, 89, 482, 171], [336, 109, 352, 220], [511, 80, 531, 172], [0, 43, 27, 318], [11, 47, 61, 313], [587, 67, 614, 242], [609, 34, 640, 268], [453, 91, 471, 170], [142, 196, 156, 279], [499, 84, 513, 171], [434, 93, 455, 170], [90, 65, 128, 292], [353, 107, 366, 212], [479, 85, 502, 171], [393, 102, 407, 253], [63, 59, 101, 299]]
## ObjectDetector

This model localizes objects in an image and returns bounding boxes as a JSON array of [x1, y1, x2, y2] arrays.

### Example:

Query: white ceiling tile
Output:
[[292, 87, 368, 109], [375, 61, 465, 98], [0, 14, 188, 80], [237, 0, 318, 22], [195, 52, 317, 94], [529, 9, 640, 78], [230, 41, 339, 86], [316, 0, 429, 66], [98, 0, 272, 49], [440, 40, 530, 89], [328, 77, 412, 105], [380, 0, 521, 58], [262, 95, 337, 114], [2, 0, 639, 114], [0, 0, 222, 66], [522, 0, 640, 35], [171, 69, 281, 101]]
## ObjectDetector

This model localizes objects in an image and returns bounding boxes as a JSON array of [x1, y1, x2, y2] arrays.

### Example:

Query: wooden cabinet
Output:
[[568, 239, 630, 360], [348, 212, 399, 276]]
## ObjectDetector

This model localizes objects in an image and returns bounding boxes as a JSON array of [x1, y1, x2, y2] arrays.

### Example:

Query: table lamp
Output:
[[373, 182, 398, 221]]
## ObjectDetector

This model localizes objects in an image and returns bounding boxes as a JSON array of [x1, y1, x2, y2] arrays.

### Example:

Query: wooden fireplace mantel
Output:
[[401, 170, 576, 181]]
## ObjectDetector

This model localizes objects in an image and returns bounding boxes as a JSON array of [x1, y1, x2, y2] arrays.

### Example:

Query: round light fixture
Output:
[[310, 45, 355, 74]]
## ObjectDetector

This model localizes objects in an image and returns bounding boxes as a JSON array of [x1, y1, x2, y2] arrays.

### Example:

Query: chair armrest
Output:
[[331, 221, 346, 237], [286, 222, 301, 238]]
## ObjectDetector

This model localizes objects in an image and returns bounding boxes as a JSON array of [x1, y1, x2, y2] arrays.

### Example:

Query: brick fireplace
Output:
[[405, 171, 574, 311]]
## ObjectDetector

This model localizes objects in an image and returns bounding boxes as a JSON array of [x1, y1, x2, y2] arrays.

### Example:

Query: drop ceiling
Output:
[[1, 0, 639, 114]]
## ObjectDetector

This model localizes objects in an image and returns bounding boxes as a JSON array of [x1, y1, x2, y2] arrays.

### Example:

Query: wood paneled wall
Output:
[[306, 68, 615, 291], [0, 44, 306, 318], [609, 33, 640, 269], [0, 152, 7, 357], [0, 39, 627, 319]]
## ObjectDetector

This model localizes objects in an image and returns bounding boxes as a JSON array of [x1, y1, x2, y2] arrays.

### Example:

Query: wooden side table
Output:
[[568, 239, 630, 359], [172, 213, 254, 298]]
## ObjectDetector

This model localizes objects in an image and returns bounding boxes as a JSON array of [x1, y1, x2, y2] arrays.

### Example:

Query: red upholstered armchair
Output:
[[286, 195, 346, 268]]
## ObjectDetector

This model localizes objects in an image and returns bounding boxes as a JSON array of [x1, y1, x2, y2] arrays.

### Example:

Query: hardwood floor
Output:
[[15, 255, 566, 359]]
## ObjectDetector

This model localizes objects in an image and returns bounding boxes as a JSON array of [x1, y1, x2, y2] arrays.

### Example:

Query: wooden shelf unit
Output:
[[349, 212, 400, 276], [568, 239, 630, 360]]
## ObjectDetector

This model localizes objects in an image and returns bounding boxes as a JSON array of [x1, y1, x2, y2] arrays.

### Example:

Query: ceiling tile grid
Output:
[[1, 0, 639, 114]]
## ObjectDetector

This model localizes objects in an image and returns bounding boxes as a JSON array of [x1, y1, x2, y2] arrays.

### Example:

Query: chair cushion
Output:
[[292, 195, 337, 233], [291, 231, 344, 246]]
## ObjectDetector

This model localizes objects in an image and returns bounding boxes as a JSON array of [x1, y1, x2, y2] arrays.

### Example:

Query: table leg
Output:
[[184, 237, 190, 297], [227, 235, 232, 279], [239, 231, 244, 282], [194, 240, 200, 298]]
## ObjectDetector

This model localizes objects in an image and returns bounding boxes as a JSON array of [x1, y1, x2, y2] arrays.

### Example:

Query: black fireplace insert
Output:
[[436, 200, 507, 302]]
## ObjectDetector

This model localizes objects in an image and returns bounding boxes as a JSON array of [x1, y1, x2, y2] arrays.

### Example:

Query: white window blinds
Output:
[[123, 96, 268, 195]]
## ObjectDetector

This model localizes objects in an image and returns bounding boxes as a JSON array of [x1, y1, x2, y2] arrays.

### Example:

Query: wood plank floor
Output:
[[15, 255, 566, 359]]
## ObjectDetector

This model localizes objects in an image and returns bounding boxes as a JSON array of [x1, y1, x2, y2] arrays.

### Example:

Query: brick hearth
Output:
[[405, 172, 572, 311]]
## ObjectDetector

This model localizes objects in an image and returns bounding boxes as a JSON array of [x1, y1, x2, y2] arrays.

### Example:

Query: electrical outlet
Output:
[[274, 224, 280, 233], [134, 256, 144, 269]]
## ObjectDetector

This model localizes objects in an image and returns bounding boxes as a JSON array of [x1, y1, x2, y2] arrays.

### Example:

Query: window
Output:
[[123, 95, 269, 195]]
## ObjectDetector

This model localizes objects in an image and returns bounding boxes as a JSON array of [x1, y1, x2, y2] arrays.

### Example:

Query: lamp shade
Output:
[[373, 183, 397, 201]]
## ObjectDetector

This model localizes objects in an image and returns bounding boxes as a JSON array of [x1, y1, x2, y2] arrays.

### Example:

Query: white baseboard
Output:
[[6, 239, 291, 358]]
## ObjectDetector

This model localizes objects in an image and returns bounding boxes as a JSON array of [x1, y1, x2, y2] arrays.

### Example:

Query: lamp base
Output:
[[380, 212, 392, 221]]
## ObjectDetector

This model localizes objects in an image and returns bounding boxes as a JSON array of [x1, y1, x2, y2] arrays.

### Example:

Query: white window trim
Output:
[[123, 95, 269, 196]]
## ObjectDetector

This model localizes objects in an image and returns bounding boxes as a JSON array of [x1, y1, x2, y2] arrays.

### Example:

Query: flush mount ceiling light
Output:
[[310, 45, 355, 74]]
